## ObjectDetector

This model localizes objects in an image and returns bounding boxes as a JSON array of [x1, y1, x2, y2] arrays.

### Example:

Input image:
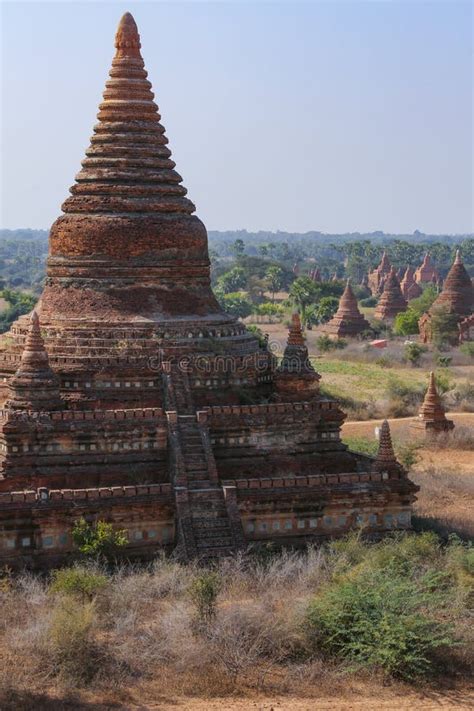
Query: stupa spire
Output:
[[400, 266, 422, 301], [374, 266, 407, 320], [5, 312, 63, 412], [411, 372, 454, 434], [277, 313, 320, 397], [323, 279, 370, 338], [372, 420, 403, 476]]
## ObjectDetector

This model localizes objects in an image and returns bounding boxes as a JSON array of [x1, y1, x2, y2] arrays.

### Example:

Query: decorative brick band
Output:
[[222, 471, 398, 490], [205, 401, 335, 417], [0, 407, 164, 423], [0, 483, 172, 505]]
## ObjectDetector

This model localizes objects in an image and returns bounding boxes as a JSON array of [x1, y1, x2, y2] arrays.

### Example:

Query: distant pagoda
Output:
[[419, 251, 473, 343], [411, 372, 454, 435], [368, 251, 391, 296], [322, 280, 370, 338], [414, 253, 439, 284], [374, 267, 407, 320], [400, 267, 422, 301]]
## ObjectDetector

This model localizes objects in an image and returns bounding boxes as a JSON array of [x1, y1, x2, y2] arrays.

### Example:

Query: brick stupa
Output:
[[415, 253, 439, 284], [374, 267, 407, 321], [5, 312, 62, 412], [411, 372, 454, 435], [322, 280, 370, 338], [368, 251, 391, 296], [0, 13, 418, 568], [400, 267, 422, 301], [419, 251, 473, 343]]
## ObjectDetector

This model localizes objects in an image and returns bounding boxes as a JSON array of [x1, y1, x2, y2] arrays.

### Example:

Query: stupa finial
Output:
[[115, 12, 141, 57]]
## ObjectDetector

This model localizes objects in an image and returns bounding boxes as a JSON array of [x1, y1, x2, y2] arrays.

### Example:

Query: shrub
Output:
[[459, 342, 474, 358], [246, 323, 268, 348], [393, 308, 420, 336], [306, 564, 455, 680], [189, 571, 221, 626], [374, 356, 392, 368], [48, 600, 100, 683], [72, 518, 128, 560], [404, 342, 427, 367], [254, 302, 284, 319], [436, 355, 452, 368], [396, 442, 421, 470], [316, 335, 347, 352], [49, 566, 108, 602], [360, 296, 377, 307]]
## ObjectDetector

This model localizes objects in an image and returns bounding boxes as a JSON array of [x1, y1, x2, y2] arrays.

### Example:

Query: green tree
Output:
[[289, 276, 320, 324], [218, 292, 253, 319], [430, 305, 461, 347], [315, 296, 339, 324], [216, 266, 247, 294], [393, 308, 420, 336], [231, 238, 245, 258], [72, 518, 127, 560], [265, 265, 284, 302]]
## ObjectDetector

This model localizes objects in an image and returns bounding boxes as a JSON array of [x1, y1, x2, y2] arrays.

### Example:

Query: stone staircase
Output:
[[162, 365, 244, 560]]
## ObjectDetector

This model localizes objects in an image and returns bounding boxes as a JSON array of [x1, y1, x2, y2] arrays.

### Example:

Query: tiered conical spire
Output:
[[400, 267, 422, 301], [278, 313, 318, 375], [43, 12, 226, 322], [429, 250, 473, 318], [62, 12, 194, 217], [5, 312, 63, 411], [372, 420, 402, 475], [323, 280, 370, 337], [414, 253, 438, 284], [374, 267, 407, 320], [286, 312, 305, 347], [368, 251, 392, 295]]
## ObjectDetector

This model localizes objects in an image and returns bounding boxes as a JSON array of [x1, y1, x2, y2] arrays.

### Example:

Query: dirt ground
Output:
[[18, 685, 473, 711]]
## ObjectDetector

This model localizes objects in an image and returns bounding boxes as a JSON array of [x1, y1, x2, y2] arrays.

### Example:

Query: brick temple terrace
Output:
[[0, 13, 418, 567]]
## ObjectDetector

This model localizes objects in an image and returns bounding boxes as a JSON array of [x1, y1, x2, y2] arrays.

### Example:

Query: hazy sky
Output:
[[1, 0, 472, 233]]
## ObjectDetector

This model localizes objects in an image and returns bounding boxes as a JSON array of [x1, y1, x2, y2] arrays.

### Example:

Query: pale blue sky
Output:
[[1, 0, 472, 233]]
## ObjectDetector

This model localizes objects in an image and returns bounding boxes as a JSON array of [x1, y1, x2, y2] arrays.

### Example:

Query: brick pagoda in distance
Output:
[[374, 267, 407, 321], [322, 280, 370, 338], [419, 251, 474, 344], [0, 13, 418, 567]]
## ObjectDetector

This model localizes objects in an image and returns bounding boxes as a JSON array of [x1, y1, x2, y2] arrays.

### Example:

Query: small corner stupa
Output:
[[372, 420, 405, 478], [368, 251, 391, 295], [374, 267, 407, 321], [419, 251, 473, 343], [4, 312, 62, 412], [276, 313, 320, 398], [322, 280, 370, 338], [400, 267, 422, 301], [411, 372, 454, 435]]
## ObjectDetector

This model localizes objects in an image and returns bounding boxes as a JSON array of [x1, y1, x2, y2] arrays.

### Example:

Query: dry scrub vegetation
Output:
[[0, 533, 472, 709]]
